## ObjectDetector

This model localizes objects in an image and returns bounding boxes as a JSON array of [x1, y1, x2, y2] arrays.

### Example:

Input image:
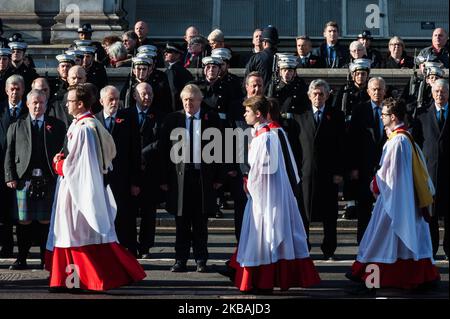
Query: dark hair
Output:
[[243, 95, 269, 118], [102, 35, 122, 47], [122, 30, 139, 42], [68, 84, 92, 110], [384, 97, 406, 121], [245, 71, 263, 85], [296, 35, 311, 41], [267, 97, 280, 122], [324, 21, 339, 32]]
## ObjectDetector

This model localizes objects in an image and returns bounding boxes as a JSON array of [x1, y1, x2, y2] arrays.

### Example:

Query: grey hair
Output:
[[100, 85, 120, 99], [180, 84, 203, 99], [350, 41, 367, 55], [308, 79, 330, 95], [368, 77, 386, 89], [26, 89, 47, 103], [108, 41, 128, 60], [432, 79, 449, 92], [5, 74, 25, 88]]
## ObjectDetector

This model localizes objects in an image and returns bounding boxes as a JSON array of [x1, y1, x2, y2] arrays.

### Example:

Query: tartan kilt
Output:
[[14, 179, 55, 222]]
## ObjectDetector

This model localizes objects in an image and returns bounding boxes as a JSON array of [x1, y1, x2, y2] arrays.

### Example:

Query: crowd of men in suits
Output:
[[0, 18, 448, 273]]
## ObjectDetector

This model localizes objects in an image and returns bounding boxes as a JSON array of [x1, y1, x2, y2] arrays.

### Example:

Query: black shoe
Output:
[[323, 254, 338, 261], [345, 271, 363, 283], [215, 210, 224, 218], [346, 284, 376, 296], [196, 261, 208, 273], [342, 206, 357, 220], [48, 287, 71, 293], [9, 259, 28, 270], [171, 261, 187, 272]]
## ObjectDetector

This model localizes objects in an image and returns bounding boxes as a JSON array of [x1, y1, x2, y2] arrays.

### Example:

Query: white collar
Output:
[[312, 105, 325, 113], [103, 110, 117, 119], [186, 109, 201, 119], [30, 114, 44, 122], [9, 100, 22, 110], [435, 103, 448, 111]]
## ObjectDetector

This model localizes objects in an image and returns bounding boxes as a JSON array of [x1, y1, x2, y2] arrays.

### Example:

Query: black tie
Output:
[[139, 111, 145, 126], [438, 109, 445, 130], [374, 106, 381, 142], [33, 119, 40, 130], [315, 110, 321, 127], [12, 107, 18, 119], [107, 117, 114, 132], [189, 116, 195, 164], [329, 46, 335, 67]]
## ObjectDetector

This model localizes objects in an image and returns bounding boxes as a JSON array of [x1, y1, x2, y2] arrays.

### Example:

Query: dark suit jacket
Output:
[[95, 108, 141, 192], [165, 61, 194, 112], [160, 108, 224, 216], [294, 105, 345, 221], [413, 103, 449, 217], [313, 42, 349, 68], [4, 114, 65, 182], [348, 101, 387, 179]]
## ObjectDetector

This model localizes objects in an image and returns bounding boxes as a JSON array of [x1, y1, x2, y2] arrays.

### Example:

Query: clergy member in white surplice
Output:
[[228, 95, 320, 293], [348, 98, 440, 290], [45, 84, 145, 292]]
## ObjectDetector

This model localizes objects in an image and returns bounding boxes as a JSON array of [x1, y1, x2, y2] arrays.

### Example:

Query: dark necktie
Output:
[[139, 111, 145, 126], [438, 109, 445, 130], [11, 107, 18, 119], [189, 116, 195, 164], [329, 46, 335, 67], [33, 119, 40, 130], [374, 106, 381, 141], [315, 110, 322, 127], [106, 117, 114, 132]]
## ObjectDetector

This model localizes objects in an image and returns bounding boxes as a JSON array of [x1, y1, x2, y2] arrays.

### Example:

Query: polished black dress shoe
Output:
[[346, 284, 376, 296], [140, 253, 152, 259], [345, 271, 363, 283], [196, 261, 208, 273], [171, 261, 187, 272], [215, 210, 224, 218], [9, 259, 28, 270]]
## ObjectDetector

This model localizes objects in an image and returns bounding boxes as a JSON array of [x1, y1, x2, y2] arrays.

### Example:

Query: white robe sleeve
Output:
[[63, 124, 116, 235]]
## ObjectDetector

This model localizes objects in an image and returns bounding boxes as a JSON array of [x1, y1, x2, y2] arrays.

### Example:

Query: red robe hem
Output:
[[229, 252, 321, 292], [45, 242, 146, 291], [350, 259, 440, 289]]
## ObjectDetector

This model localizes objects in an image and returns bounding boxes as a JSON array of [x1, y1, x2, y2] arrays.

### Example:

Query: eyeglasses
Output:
[[389, 43, 402, 47], [381, 112, 392, 117]]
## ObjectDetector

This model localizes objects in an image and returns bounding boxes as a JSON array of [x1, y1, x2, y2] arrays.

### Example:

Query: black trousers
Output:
[[111, 184, 138, 256], [356, 178, 374, 244], [316, 184, 339, 257], [175, 169, 208, 262], [0, 185, 15, 254], [133, 185, 157, 254], [227, 173, 247, 241]]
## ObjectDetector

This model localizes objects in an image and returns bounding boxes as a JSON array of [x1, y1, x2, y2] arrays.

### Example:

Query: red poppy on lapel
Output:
[[115, 118, 124, 124], [204, 113, 209, 121], [326, 114, 331, 121], [400, 58, 405, 66], [148, 113, 155, 119], [45, 124, 52, 133], [310, 59, 317, 65]]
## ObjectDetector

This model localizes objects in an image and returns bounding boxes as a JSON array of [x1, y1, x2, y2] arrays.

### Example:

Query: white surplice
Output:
[[357, 133, 435, 264], [237, 128, 310, 267], [47, 116, 118, 249]]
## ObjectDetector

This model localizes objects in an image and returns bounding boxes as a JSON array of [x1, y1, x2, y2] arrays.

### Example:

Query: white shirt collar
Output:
[[136, 105, 148, 114], [313, 105, 325, 113], [103, 110, 117, 119], [30, 114, 44, 122], [435, 102, 448, 111], [371, 100, 383, 109], [9, 100, 22, 110], [186, 109, 201, 120]]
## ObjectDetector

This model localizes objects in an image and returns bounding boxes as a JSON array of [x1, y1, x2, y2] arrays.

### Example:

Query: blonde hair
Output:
[[180, 84, 203, 99]]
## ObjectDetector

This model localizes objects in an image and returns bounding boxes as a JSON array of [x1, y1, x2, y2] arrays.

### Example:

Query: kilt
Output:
[[14, 179, 55, 222]]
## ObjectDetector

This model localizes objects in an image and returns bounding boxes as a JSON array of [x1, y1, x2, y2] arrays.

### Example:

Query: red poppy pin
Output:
[[204, 113, 209, 121], [310, 59, 317, 65], [45, 124, 52, 132], [115, 118, 124, 124], [326, 114, 331, 121], [149, 113, 155, 119], [400, 58, 405, 66]]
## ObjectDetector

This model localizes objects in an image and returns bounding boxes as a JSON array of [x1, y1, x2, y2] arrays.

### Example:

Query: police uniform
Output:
[[47, 54, 75, 128], [74, 24, 108, 65], [78, 45, 108, 91], [273, 55, 309, 116], [211, 48, 244, 102], [0, 48, 14, 103], [8, 42, 39, 93], [245, 26, 279, 91], [357, 31, 383, 68]]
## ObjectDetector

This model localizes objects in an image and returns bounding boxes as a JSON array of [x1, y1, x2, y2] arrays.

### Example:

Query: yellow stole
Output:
[[389, 128, 433, 208]]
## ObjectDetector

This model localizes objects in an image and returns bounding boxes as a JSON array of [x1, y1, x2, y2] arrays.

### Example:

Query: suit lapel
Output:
[[429, 104, 441, 137]]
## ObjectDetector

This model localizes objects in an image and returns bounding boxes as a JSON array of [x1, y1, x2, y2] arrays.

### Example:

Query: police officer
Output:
[[417, 28, 449, 68], [65, 49, 84, 66], [77, 45, 108, 92], [333, 58, 371, 220], [8, 41, 39, 94], [72, 23, 108, 66], [273, 53, 309, 117], [0, 48, 14, 103], [334, 58, 371, 120], [211, 48, 244, 100], [245, 25, 279, 92], [121, 49, 172, 114], [357, 30, 383, 68]]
